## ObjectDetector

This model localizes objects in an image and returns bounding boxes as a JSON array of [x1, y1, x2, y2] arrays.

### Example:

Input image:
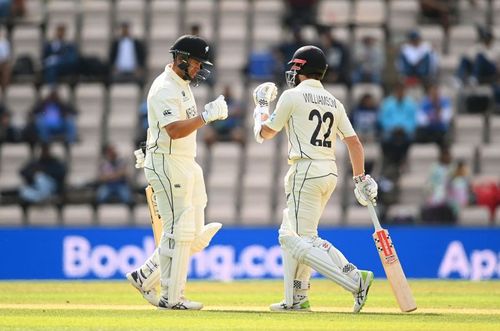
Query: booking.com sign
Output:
[[0, 227, 498, 280], [63, 235, 284, 280]]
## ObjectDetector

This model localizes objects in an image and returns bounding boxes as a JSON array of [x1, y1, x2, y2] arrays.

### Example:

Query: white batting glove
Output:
[[134, 148, 145, 169], [253, 82, 277, 107], [201, 95, 228, 124], [353, 174, 378, 206]]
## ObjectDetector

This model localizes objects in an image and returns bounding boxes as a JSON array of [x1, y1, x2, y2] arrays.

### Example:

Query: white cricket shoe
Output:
[[157, 296, 203, 310], [126, 270, 159, 307], [353, 270, 374, 313], [269, 296, 311, 312]]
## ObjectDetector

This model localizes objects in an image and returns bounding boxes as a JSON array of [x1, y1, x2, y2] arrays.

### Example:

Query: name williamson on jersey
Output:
[[303, 93, 337, 109]]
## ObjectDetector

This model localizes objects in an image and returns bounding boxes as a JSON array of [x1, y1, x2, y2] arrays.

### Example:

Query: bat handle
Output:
[[367, 203, 383, 231]]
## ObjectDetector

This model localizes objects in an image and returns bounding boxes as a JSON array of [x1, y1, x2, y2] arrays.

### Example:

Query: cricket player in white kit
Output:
[[126, 35, 228, 310], [253, 45, 378, 312]]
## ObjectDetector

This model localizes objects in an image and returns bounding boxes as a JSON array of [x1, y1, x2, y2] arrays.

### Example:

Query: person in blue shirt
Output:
[[378, 82, 417, 173]]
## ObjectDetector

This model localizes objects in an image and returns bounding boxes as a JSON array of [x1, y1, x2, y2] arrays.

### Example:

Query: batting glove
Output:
[[134, 148, 145, 169], [353, 174, 378, 206], [201, 95, 228, 124], [253, 82, 277, 107]]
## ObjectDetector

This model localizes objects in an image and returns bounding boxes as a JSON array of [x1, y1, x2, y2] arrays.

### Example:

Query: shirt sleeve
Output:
[[336, 102, 356, 139], [149, 88, 181, 128], [264, 90, 294, 132]]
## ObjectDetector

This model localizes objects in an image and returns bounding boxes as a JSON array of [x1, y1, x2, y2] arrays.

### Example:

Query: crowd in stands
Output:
[[0, 0, 499, 226]]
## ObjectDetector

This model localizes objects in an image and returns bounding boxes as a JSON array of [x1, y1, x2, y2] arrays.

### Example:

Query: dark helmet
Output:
[[285, 45, 328, 88], [169, 35, 213, 85]]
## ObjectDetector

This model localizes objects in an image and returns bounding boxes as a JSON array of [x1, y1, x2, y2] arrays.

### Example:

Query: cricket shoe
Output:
[[157, 296, 203, 310], [126, 270, 159, 307], [353, 270, 374, 313], [269, 296, 311, 312]]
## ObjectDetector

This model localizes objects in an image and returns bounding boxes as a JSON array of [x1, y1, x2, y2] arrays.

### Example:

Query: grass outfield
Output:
[[0, 280, 499, 331]]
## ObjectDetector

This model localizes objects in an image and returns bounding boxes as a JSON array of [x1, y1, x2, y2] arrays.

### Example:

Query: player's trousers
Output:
[[281, 159, 338, 237], [143, 152, 208, 249]]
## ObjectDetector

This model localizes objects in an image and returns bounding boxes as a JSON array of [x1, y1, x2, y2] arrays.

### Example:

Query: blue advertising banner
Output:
[[0, 227, 499, 280]]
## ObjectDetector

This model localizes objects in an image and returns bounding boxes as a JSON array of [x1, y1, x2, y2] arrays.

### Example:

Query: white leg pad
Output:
[[281, 234, 359, 293], [190, 222, 222, 254], [138, 248, 160, 291], [281, 249, 298, 307]]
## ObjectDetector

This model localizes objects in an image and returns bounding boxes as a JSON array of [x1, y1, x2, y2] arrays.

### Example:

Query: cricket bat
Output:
[[367, 203, 417, 312], [145, 185, 163, 247]]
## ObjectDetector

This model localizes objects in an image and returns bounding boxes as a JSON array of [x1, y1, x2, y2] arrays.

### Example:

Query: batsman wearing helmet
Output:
[[126, 35, 227, 310], [253, 45, 378, 312]]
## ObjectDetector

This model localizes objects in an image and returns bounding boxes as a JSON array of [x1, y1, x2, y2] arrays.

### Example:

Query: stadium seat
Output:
[[97, 204, 133, 225], [407, 144, 439, 175], [399, 175, 425, 205], [350, 83, 384, 106], [388, 0, 419, 43], [81, 0, 111, 59], [0, 205, 24, 225], [479, 145, 500, 176], [495, 206, 500, 226], [352, 0, 385, 26], [458, 206, 491, 226], [63, 205, 94, 225], [386, 204, 419, 223], [12, 25, 42, 59], [420, 25, 446, 55], [345, 205, 372, 226], [448, 25, 477, 56], [489, 116, 500, 143], [5, 85, 37, 126], [46, 0, 78, 41], [116, 0, 145, 37], [453, 114, 485, 145], [27, 205, 62, 225], [318, 0, 351, 27], [458, 0, 488, 26]]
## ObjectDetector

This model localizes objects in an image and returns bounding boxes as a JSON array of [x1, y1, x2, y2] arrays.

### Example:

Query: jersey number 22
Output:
[[309, 109, 334, 148]]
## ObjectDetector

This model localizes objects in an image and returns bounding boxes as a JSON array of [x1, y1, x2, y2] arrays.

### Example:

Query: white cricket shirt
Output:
[[264, 79, 356, 163], [146, 64, 198, 157]]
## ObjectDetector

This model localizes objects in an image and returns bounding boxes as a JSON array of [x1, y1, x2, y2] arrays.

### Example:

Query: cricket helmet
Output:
[[285, 45, 328, 88], [170, 35, 212, 85]]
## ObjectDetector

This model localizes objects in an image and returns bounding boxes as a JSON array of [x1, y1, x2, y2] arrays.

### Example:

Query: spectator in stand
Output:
[[203, 85, 246, 148], [415, 84, 452, 147], [31, 89, 77, 147], [349, 93, 379, 143], [109, 22, 146, 86], [397, 29, 438, 87], [19, 143, 66, 204], [421, 148, 471, 223], [42, 24, 79, 86], [449, 160, 472, 217], [282, 0, 319, 30], [317, 27, 349, 85], [456, 27, 500, 87], [351, 35, 384, 84], [0, 25, 11, 99], [95, 144, 134, 207], [378, 83, 417, 175]]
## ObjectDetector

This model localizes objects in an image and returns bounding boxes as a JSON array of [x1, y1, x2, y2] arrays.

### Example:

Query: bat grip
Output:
[[367, 203, 383, 231]]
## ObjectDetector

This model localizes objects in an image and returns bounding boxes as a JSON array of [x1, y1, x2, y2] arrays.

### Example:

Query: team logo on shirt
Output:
[[163, 108, 173, 116], [181, 90, 189, 102], [186, 106, 197, 119]]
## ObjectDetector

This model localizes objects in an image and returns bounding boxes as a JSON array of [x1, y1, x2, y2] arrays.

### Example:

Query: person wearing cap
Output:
[[125, 35, 228, 310], [397, 29, 438, 86]]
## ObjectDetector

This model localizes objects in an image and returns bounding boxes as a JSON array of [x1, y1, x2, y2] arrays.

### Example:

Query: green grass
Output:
[[0, 280, 499, 331]]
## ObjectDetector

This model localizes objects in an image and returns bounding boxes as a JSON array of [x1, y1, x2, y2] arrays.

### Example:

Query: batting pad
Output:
[[139, 248, 160, 291], [281, 235, 359, 293]]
